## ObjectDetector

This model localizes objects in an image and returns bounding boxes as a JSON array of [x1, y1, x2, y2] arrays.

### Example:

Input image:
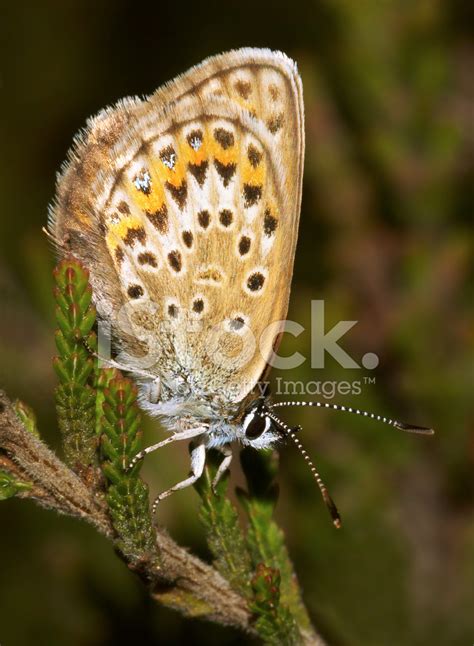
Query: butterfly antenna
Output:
[[271, 401, 434, 435], [266, 410, 342, 528]]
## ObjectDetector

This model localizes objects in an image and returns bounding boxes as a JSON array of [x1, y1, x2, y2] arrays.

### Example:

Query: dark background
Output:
[[1, 1, 472, 644]]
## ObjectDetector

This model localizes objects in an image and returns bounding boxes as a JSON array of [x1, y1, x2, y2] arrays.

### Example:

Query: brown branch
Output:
[[0, 389, 252, 631], [0, 392, 111, 535], [0, 389, 325, 643]]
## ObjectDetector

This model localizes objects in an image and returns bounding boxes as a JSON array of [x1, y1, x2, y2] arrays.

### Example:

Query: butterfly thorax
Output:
[[138, 377, 278, 449]]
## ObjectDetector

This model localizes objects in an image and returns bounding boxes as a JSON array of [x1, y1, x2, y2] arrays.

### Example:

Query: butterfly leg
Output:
[[211, 444, 233, 494], [152, 440, 206, 514], [84, 344, 160, 384], [128, 426, 207, 470]]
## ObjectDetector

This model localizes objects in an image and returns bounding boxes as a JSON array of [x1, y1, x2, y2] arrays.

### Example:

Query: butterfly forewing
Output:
[[50, 48, 304, 407]]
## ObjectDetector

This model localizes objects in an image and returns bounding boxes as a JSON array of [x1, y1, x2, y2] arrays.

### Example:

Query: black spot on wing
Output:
[[168, 250, 182, 272], [123, 227, 146, 247], [214, 128, 234, 149], [137, 252, 158, 267], [238, 236, 251, 255], [214, 159, 236, 187], [197, 210, 210, 229], [165, 181, 188, 209], [247, 272, 265, 291], [160, 144, 176, 169], [182, 230, 193, 248], [117, 201, 130, 214], [243, 184, 262, 207], [234, 80, 252, 99], [186, 129, 203, 150], [219, 209, 233, 227], [192, 298, 204, 313], [188, 161, 208, 187], [146, 204, 168, 234], [127, 284, 144, 299], [247, 144, 262, 168], [267, 113, 284, 134], [263, 209, 278, 236]]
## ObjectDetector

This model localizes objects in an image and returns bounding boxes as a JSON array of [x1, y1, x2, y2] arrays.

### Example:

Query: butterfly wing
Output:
[[49, 48, 304, 406]]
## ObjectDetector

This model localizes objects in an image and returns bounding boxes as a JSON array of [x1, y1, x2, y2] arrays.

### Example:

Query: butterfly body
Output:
[[136, 375, 278, 450]]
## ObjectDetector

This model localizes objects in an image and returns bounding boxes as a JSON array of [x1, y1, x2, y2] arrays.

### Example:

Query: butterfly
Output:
[[48, 48, 432, 527]]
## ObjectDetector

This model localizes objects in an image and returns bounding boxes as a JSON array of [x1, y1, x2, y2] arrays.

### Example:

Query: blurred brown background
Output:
[[1, 1, 472, 644]]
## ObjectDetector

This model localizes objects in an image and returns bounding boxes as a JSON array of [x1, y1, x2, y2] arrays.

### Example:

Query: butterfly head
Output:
[[239, 399, 289, 449]]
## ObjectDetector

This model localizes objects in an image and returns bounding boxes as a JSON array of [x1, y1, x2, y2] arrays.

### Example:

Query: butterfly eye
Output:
[[243, 412, 271, 439]]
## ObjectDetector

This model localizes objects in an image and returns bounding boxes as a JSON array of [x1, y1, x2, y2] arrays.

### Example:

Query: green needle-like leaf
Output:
[[250, 563, 301, 645], [194, 449, 253, 598], [53, 259, 98, 475], [99, 376, 157, 562], [238, 448, 312, 638]]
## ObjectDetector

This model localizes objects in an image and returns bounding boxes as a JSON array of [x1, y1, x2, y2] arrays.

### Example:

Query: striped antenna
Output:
[[270, 401, 434, 435], [266, 410, 342, 529]]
